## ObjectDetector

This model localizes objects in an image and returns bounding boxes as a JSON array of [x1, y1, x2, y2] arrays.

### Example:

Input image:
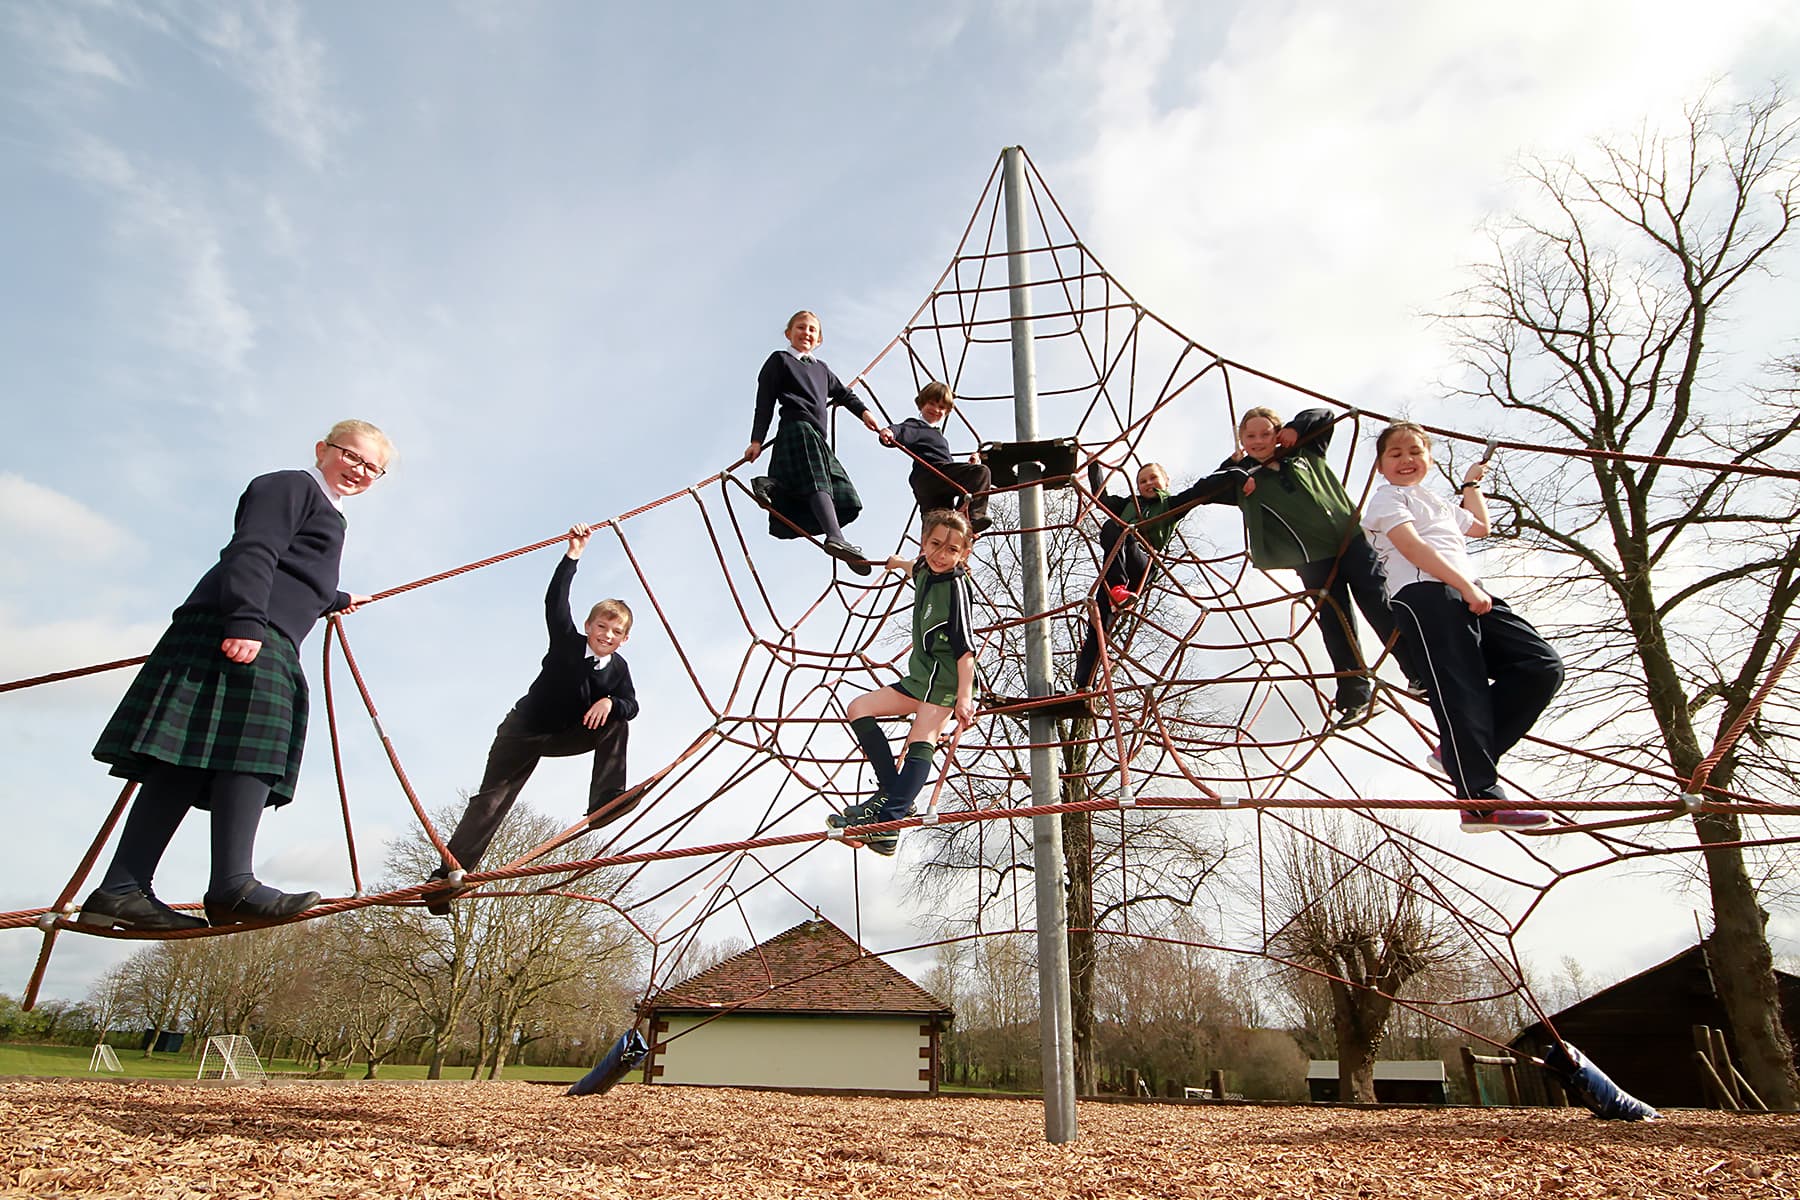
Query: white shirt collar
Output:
[[586, 649, 612, 669], [305, 465, 345, 511], [785, 346, 815, 363]]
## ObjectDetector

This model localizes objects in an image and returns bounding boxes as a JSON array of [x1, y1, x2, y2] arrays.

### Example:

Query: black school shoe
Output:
[[77, 886, 207, 932], [203, 879, 321, 927], [822, 539, 874, 576], [751, 476, 776, 506]]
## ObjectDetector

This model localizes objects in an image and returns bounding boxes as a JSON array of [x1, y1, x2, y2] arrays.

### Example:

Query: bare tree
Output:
[[1444, 88, 1800, 1107], [909, 491, 1232, 1094], [1265, 816, 1463, 1102]]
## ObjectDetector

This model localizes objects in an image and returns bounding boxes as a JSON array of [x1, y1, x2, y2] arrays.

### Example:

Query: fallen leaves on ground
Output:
[[4, 1078, 1798, 1199]]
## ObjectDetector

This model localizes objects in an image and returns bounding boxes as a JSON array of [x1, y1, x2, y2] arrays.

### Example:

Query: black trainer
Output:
[[827, 794, 886, 830]]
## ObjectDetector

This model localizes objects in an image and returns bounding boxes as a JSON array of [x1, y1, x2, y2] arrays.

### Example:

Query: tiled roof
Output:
[[644, 918, 951, 1018]]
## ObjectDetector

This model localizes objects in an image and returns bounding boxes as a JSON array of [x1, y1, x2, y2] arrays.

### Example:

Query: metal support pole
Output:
[[1003, 145, 1078, 1144]]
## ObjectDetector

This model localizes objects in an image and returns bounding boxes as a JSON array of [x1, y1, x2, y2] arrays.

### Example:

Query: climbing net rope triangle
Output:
[[7, 149, 1798, 1086]]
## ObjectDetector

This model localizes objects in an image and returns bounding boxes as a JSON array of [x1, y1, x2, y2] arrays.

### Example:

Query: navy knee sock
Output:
[[808, 490, 848, 544], [97, 764, 204, 896], [850, 716, 901, 795], [884, 742, 937, 816], [207, 772, 278, 903]]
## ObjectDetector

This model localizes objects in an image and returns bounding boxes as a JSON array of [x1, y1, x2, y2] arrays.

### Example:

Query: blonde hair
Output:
[[920, 508, 974, 544], [586, 598, 634, 633], [1375, 421, 1431, 456], [1237, 407, 1281, 435], [325, 418, 394, 461], [915, 381, 954, 413]]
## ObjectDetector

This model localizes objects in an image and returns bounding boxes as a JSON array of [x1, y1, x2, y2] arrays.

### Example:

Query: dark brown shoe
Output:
[[77, 887, 207, 932], [203, 880, 320, 926]]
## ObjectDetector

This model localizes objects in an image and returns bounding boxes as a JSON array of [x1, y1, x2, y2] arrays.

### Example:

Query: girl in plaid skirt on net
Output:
[[745, 309, 883, 574], [81, 420, 392, 931]]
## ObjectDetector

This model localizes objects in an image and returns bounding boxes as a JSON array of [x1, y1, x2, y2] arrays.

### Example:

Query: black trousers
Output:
[[1074, 524, 1154, 689], [443, 705, 632, 871], [911, 461, 992, 527], [1390, 581, 1563, 801], [1294, 534, 1419, 709]]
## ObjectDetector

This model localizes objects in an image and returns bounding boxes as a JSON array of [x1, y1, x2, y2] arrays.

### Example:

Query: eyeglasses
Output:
[[327, 443, 387, 478]]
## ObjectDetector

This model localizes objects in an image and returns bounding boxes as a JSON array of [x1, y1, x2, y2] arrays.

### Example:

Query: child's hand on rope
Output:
[[567, 523, 593, 560]]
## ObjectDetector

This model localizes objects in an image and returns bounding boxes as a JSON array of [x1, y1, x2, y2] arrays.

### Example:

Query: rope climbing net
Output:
[[6, 150, 1799, 1074]]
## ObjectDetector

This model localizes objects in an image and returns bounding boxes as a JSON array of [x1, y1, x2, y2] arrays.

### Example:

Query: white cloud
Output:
[[0, 474, 132, 560], [8, 5, 129, 86], [60, 134, 258, 377], [186, 0, 345, 170]]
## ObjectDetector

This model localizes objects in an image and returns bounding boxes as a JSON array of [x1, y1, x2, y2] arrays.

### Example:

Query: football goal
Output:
[[196, 1035, 267, 1081]]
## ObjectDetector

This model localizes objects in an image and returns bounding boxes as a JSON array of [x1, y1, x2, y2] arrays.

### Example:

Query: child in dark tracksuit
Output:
[[1361, 421, 1560, 832], [426, 522, 640, 912], [1198, 407, 1420, 727], [881, 381, 992, 533], [1073, 461, 1221, 690]]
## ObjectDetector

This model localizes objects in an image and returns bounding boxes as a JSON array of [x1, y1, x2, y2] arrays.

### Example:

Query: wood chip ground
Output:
[[5, 1078, 1798, 1198]]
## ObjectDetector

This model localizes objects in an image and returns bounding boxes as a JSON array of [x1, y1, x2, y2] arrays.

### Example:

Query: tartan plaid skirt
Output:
[[767, 419, 862, 540], [92, 609, 308, 807]]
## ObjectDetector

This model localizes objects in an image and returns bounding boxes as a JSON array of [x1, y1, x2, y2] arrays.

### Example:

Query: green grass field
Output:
[[0, 1042, 588, 1083]]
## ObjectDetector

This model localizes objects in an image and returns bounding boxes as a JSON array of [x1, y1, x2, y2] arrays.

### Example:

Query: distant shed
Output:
[[1307, 1060, 1447, 1104], [1509, 941, 1800, 1108]]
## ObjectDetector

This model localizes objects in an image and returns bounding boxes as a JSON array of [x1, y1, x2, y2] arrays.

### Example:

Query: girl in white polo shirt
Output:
[[1360, 422, 1561, 833]]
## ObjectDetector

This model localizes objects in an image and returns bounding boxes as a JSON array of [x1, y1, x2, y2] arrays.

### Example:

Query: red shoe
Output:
[[1108, 584, 1135, 606]]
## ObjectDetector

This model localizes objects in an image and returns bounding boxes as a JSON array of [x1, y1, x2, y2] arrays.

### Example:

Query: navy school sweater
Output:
[[750, 351, 870, 446], [180, 469, 351, 648], [513, 554, 640, 734]]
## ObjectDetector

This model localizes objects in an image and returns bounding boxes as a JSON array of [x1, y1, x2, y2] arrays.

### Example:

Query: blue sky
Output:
[[4, 0, 1799, 1007]]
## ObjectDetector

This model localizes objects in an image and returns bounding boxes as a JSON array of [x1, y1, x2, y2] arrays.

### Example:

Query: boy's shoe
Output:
[[1403, 677, 1429, 699], [827, 794, 887, 830], [1424, 745, 1448, 780], [76, 886, 207, 932], [750, 476, 776, 506], [1460, 809, 1552, 833], [1331, 699, 1375, 730], [421, 869, 473, 917], [1108, 584, 1136, 606], [823, 539, 874, 576], [971, 515, 993, 535]]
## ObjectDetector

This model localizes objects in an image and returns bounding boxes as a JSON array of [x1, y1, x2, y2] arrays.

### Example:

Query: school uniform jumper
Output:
[[1194, 409, 1417, 710], [855, 558, 977, 823], [442, 554, 640, 872], [89, 467, 353, 905], [1073, 463, 1231, 689], [1361, 483, 1563, 803], [751, 349, 869, 539], [887, 416, 992, 529]]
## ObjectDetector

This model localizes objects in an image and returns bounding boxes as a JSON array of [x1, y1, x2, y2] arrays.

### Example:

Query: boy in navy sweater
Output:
[[881, 381, 992, 533], [426, 522, 639, 913]]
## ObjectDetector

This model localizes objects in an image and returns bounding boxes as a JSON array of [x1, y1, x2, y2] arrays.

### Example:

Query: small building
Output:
[[641, 917, 953, 1095], [1509, 941, 1800, 1109], [1307, 1059, 1448, 1104]]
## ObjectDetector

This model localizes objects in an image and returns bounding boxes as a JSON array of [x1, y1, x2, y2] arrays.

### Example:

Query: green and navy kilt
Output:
[[92, 609, 309, 808], [767, 419, 862, 540]]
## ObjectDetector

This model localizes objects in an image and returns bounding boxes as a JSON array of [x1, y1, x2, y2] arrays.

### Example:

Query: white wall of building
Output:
[[654, 1014, 931, 1092]]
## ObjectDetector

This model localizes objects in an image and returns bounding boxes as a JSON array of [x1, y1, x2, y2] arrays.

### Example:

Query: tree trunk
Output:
[[1062, 718, 1097, 1096], [1698, 812, 1800, 1108], [1331, 981, 1390, 1103]]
